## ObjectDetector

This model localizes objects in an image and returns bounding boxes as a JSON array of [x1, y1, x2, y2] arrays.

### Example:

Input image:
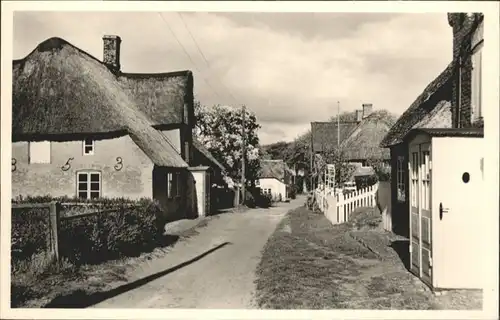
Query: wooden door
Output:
[[409, 142, 432, 285], [432, 139, 483, 289], [419, 143, 432, 285], [409, 144, 421, 277]]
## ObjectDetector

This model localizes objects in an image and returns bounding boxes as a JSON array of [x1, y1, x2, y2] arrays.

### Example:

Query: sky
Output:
[[13, 11, 452, 145]]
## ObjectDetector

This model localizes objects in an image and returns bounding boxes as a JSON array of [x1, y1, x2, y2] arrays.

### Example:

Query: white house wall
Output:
[[11, 135, 154, 199], [259, 178, 287, 201]]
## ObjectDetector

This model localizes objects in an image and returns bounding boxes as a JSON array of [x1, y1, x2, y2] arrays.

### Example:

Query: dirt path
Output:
[[92, 198, 304, 309]]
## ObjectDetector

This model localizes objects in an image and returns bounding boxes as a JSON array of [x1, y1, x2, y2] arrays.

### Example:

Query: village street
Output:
[[91, 197, 305, 309]]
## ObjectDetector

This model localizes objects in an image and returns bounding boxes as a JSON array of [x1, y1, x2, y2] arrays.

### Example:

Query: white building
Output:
[[258, 159, 293, 202]]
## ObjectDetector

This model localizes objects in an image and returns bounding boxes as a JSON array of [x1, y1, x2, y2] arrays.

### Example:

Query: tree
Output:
[[329, 111, 358, 123], [261, 141, 292, 161], [194, 102, 261, 190], [313, 143, 356, 189]]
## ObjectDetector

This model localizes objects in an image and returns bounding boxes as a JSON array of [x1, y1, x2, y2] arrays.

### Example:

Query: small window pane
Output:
[[78, 182, 88, 190], [90, 192, 100, 199], [90, 182, 100, 191], [78, 173, 88, 182], [90, 174, 100, 182], [85, 146, 93, 153], [78, 191, 88, 199]]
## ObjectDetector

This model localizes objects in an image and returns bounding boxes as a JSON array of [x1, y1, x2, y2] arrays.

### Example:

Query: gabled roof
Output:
[[259, 159, 291, 183], [192, 139, 226, 172], [380, 62, 455, 148], [12, 37, 188, 168], [118, 71, 193, 128], [310, 121, 359, 153], [340, 110, 397, 161]]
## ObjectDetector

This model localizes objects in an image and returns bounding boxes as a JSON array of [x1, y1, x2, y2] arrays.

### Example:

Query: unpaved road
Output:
[[92, 198, 303, 309]]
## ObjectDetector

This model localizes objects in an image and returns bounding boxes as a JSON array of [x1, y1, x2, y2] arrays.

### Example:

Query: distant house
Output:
[[339, 109, 396, 181], [258, 159, 293, 202], [12, 35, 223, 220], [380, 13, 484, 290], [310, 103, 393, 187]]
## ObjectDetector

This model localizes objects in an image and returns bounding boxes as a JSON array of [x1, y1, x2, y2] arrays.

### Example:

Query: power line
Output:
[[177, 12, 239, 105], [157, 12, 223, 101]]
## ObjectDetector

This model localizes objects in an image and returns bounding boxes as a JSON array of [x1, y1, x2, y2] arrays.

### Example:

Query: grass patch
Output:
[[254, 206, 481, 310]]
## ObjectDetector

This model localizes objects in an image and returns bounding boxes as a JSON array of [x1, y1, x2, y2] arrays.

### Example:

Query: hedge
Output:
[[11, 197, 165, 271]]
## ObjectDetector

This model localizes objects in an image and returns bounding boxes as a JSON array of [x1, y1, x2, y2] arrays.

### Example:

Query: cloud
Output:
[[13, 11, 452, 145]]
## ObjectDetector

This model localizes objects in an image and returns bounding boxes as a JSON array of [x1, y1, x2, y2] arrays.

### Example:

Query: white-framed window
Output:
[[167, 173, 173, 198], [397, 156, 405, 202], [83, 138, 95, 155], [77, 171, 101, 199], [28, 141, 51, 164], [471, 20, 484, 122], [167, 172, 180, 199]]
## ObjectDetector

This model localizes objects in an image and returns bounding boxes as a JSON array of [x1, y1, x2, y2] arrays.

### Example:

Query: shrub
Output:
[[255, 192, 272, 208], [355, 174, 379, 189], [11, 207, 51, 264], [243, 189, 257, 208], [305, 192, 315, 210], [11, 197, 164, 269], [58, 198, 162, 265], [289, 185, 297, 200]]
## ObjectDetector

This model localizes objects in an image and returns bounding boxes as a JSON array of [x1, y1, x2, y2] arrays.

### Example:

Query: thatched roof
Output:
[[12, 37, 188, 168], [340, 110, 397, 161], [380, 62, 454, 148], [118, 71, 193, 128], [311, 121, 359, 153], [259, 159, 292, 183], [192, 139, 226, 172]]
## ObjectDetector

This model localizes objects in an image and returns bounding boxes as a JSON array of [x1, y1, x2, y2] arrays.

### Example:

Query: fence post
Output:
[[49, 201, 61, 268], [337, 190, 344, 223]]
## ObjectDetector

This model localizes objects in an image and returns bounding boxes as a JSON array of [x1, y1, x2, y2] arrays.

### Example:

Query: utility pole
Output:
[[337, 101, 341, 191], [337, 101, 340, 148], [241, 105, 246, 205]]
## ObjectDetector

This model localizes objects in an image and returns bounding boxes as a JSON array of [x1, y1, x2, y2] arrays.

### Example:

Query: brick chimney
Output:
[[362, 103, 373, 119], [355, 110, 363, 122], [103, 35, 121, 72], [448, 13, 483, 128]]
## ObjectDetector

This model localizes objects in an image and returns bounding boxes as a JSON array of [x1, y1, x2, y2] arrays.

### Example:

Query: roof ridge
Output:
[[14, 37, 105, 69]]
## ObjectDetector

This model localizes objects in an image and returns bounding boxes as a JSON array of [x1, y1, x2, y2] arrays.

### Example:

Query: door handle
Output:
[[439, 203, 449, 220]]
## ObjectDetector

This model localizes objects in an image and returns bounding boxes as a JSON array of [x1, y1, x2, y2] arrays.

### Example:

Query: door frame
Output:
[[408, 135, 433, 286], [408, 143, 421, 277]]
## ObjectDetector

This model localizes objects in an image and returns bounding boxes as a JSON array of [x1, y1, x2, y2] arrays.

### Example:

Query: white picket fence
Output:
[[314, 183, 379, 225]]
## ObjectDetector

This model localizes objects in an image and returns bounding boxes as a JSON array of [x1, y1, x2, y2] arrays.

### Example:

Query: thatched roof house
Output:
[[259, 159, 293, 184], [12, 37, 192, 168], [380, 62, 454, 148], [310, 121, 359, 153], [340, 110, 398, 161]]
